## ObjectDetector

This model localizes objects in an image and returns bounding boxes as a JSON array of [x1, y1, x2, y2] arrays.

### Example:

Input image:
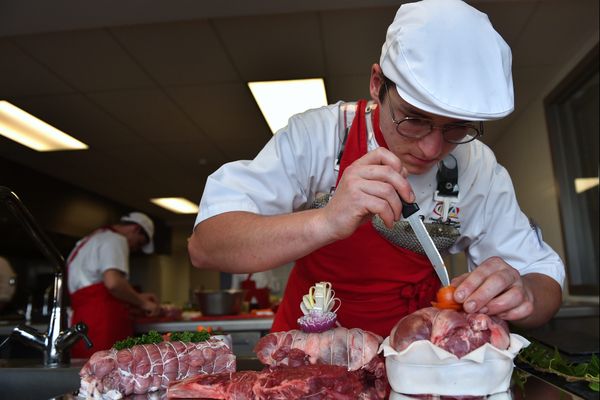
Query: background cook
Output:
[[68, 211, 161, 358], [187, 0, 565, 337]]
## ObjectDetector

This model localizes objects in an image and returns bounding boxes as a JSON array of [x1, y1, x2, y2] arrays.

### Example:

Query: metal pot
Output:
[[195, 289, 246, 316]]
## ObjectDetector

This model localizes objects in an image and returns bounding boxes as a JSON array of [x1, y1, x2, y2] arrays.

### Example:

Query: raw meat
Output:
[[79, 338, 236, 399], [253, 327, 387, 398], [167, 364, 385, 399], [254, 327, 382, 371], [389, 307, 510, 358]]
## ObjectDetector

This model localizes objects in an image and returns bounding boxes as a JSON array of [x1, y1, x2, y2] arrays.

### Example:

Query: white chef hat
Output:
[[380, 0, 514, 121], [121, 211, 155, 254]]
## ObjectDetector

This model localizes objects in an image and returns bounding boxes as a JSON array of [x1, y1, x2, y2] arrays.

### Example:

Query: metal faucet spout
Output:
[[11, 324, 46, 351], [1, 186, 92, 366]]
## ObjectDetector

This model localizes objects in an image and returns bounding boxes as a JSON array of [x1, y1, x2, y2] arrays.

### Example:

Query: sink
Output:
[[0, 359, 83, 400]]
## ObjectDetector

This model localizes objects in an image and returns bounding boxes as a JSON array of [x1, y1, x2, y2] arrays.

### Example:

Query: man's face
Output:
[[127, 225, 149, 253], [375, 80, 460, 175]]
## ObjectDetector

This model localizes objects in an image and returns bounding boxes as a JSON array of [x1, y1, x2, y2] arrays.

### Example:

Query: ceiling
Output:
[[0, 0, 598, 227]]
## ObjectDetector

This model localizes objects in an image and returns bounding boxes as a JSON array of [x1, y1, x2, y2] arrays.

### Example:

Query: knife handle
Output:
[[401, 201, 420, 218]]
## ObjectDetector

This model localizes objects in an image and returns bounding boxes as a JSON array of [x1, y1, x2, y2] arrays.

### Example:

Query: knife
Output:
[[401, 201, 450, 287]]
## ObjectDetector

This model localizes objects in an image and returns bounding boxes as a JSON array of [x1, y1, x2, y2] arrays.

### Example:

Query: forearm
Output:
[[188, 210, 335, 273], [103, 270, 145, 308], [510, 273, 562, 329]]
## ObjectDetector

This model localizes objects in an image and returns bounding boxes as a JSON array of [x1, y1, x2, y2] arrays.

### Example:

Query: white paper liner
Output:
[[389, 389, 514, 399], [380, 334, 530, 396]]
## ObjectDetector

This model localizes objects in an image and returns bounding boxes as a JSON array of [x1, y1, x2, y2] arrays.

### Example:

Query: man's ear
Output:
[[369, 63, 384, 103]]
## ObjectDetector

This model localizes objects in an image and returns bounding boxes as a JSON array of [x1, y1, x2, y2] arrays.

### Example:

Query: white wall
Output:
[[491, 35, 599, 296]]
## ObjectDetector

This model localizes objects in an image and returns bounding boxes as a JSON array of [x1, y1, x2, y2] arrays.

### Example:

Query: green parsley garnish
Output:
[[112, 329, 212, 350], [113, 330, 163, 350], [170, 330, 211, 343]]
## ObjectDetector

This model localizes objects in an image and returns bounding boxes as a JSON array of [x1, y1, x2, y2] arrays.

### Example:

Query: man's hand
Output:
[[139, 293, 161, 317], [322, 147, 415, 240], [451, 256, 562, 328]]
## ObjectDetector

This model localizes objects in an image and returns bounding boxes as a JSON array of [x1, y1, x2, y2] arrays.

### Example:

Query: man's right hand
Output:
[[322, 147, 415, 240], [139, 293, 161, 317]]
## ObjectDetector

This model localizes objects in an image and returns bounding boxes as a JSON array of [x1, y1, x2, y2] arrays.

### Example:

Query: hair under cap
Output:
[[380, 0, 514, 121], [121, 211, 155, 254]]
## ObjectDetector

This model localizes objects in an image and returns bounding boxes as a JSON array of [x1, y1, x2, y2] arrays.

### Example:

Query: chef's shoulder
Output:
[[89, 229, 128, 252], [275, 101, 347, 155]]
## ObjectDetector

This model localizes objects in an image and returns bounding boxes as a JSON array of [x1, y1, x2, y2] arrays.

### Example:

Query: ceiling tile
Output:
[[14, 29, 155, 92], [88, 89, 207, 143], [168, 83, 272, 160], [157, 141, 229, 177], [112, 20, 239, 86], [0, 39, 75, 97], [326, 74, 371, 104], [213, 12, 325, 81], [321, 7, 394, 76]]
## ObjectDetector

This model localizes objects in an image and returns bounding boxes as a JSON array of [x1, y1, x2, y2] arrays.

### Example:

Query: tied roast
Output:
[[79, 338, 235, 398]]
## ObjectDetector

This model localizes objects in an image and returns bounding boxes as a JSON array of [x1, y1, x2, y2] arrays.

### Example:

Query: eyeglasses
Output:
[[384, 82, 483, 144]]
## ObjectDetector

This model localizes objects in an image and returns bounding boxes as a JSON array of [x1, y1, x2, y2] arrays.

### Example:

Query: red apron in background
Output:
[[271, 100, 441, 338], [67, 228, 133, 358], [240, 273, 271, 309], [70, 283, 132, 358]]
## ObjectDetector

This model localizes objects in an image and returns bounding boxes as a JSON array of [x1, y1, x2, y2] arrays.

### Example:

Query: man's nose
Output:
[[418, 128, 444, 158]]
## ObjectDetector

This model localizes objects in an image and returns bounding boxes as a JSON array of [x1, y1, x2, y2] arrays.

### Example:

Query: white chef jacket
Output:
[[67, 229, 130, 293], [196, 101, 565, 287]]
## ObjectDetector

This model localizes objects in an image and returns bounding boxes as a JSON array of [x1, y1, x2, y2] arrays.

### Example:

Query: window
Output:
[[545, 44, 599, 296]]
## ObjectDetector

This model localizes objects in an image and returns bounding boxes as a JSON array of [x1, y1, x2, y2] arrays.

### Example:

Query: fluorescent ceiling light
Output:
[[574, 177, 599, 194], [248, 78, 328, 134], [150, 197, 199, 214], [0, 100, 88, 151]]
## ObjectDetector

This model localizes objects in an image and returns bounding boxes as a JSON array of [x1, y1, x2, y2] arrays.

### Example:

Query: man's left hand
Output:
[[451, 256, 534, 321]]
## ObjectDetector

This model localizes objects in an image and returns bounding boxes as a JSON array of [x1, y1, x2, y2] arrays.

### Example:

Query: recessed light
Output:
[[248, 78, 327, 134], [0, 101, 88, 151], [150, 197, 199, 214]]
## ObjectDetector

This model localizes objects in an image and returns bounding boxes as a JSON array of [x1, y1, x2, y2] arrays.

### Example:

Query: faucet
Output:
[[0, 186, 92, 366]]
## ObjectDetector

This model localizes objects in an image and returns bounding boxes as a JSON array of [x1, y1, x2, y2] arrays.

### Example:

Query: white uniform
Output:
[[196, 101, 565, 287], [230, 271, 280, 292], [67, 230, 130, 293]]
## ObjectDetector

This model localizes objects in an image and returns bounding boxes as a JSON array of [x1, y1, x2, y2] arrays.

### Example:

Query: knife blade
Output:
[[401, 201, 450, 287]]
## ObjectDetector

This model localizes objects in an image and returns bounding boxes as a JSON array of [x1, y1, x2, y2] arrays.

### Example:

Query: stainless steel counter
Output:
[[134, 317, 273, 334]]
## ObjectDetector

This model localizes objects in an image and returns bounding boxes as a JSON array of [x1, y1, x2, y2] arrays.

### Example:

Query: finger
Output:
[[453, 257, 509, 302], [450, 273, 469, 288], [359, 180, 403, 221], [353, 149, 415, 203], [354, 147, 402, 171], [461, 268, 520, 313], [496, 300, 535, 321], [479, 286, 527, 316]]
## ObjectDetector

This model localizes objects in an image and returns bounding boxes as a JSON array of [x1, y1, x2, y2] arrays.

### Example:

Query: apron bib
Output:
[[271, 100, 440, 337], [68, 228, 133, 358]]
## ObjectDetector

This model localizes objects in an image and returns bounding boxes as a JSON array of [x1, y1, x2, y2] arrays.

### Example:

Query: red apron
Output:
[[68, 229, 133, 358], [240, 274, 271, 309], [271, 100, 441, 337]]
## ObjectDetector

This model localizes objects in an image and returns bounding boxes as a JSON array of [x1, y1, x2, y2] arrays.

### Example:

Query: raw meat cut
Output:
[[254, 327, 382, 371], [253, 327, 387, 398], [389, 307, 510, 358], [167, 364, 385, 399], [79, 338, 235, 398]]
